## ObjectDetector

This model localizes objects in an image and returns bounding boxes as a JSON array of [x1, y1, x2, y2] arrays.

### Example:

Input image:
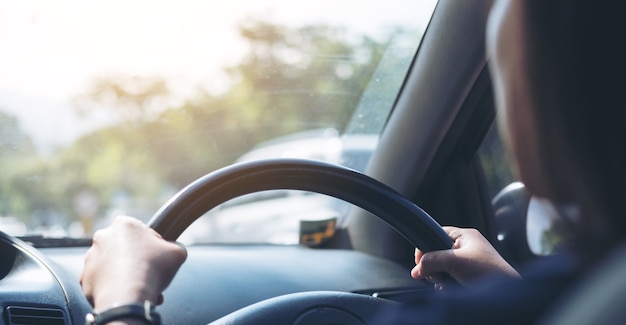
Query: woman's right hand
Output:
[[411, 226, 520, 292]]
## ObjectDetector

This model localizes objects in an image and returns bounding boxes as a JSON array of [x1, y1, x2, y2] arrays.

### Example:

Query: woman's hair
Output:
[[523, 1, 626, 252]]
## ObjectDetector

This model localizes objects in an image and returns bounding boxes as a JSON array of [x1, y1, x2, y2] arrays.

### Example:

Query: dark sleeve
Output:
[[372, 254, 578, 325]]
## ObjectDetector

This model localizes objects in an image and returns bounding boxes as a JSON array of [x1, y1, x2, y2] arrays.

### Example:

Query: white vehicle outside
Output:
[[180, 129, 378, 244]]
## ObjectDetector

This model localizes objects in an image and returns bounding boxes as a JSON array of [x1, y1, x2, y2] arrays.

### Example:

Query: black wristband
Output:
[[85, 301, 161, 325]]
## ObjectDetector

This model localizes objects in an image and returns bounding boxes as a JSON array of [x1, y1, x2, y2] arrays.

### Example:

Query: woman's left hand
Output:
[[80, 216, 187, 311]]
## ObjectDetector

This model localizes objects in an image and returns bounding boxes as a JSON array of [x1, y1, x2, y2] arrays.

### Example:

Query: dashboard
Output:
[[0, 232, 428, 324]]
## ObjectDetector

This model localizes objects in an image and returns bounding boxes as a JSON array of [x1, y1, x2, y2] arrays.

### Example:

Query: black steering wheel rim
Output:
[[148, 158, 452, 252]]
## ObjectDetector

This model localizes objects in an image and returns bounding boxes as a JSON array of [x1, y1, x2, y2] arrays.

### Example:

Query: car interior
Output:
[[2, 0, 615, 324]]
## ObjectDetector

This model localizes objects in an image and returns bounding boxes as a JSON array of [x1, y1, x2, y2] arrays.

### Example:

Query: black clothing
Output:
[[375, 254, 579, 324]]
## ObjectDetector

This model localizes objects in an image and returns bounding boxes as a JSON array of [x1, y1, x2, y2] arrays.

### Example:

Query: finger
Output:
[[442, 226, 468, 249], [149, 227, 164, 239], [410, 265, 420, 279], [166, 241, 188, 266], [412, 249, 455, 279], [114, 215, 145, 230], [174, 242, 188, 260], [441, 226, 462, 240], [410, 264, 440, 280], [414, 248, 424, 264]]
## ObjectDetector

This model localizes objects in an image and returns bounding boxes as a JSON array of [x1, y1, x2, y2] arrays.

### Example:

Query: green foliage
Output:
[[0, 111, 36, 218], [2, 20, 407, 230], [73, 75, 170, 122]]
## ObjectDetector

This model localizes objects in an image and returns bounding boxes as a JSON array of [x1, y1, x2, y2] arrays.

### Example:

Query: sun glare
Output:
[[0, 0, 436, 149]]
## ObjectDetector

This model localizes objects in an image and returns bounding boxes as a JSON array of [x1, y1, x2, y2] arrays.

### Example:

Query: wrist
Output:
[[93, 284, 160, 313], [86, 300, 161, 325]]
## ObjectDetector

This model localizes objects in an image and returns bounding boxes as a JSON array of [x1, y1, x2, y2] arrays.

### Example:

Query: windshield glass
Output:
[[0, 0, 437, 244]]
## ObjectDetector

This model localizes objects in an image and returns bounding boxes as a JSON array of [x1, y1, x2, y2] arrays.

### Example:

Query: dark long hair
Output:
[[523, 1, 626, 257]]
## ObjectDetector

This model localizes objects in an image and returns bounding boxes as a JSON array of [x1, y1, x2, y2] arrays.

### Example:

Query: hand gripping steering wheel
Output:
[[148, 158, 452, 324]]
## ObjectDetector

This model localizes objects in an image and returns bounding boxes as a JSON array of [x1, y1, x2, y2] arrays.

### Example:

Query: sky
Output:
[[0, 0, 437, 151]]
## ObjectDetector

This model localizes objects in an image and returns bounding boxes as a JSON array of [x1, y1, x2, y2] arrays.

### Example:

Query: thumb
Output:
[[411, 248, 456, 279]]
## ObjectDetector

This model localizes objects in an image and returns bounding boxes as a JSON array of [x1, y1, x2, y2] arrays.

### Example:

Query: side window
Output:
[[477, 123, 517, 198], [478, 122, 567, 258]]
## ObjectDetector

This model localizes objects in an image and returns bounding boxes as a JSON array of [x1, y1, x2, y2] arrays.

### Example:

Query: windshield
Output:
[[0, 0, 437, 244]]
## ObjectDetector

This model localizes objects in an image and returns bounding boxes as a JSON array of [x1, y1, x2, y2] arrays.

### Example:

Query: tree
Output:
[[227, 20, 385, 134], [73, 75, 171, 123], [0, 110, 36, 217], [5, 20, 402, 226], [0, 110, 35, 158]]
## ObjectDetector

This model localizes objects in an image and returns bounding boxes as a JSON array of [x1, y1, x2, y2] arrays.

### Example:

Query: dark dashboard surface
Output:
[[2, 238, 426, 325]]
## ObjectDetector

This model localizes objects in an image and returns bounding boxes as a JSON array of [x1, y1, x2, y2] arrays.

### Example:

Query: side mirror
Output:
[[492, 182, 533, 268], [526, 196, 568, 256], [493, 182, 567, 268]]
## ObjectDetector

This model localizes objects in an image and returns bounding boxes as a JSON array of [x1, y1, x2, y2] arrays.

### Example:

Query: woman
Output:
[[403, 0, 626, 322], [80, 0, 626, 323], [415, 0, 626, 291]]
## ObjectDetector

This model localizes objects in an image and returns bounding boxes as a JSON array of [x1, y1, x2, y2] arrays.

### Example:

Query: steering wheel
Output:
[[148, 158, 452, 324]]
